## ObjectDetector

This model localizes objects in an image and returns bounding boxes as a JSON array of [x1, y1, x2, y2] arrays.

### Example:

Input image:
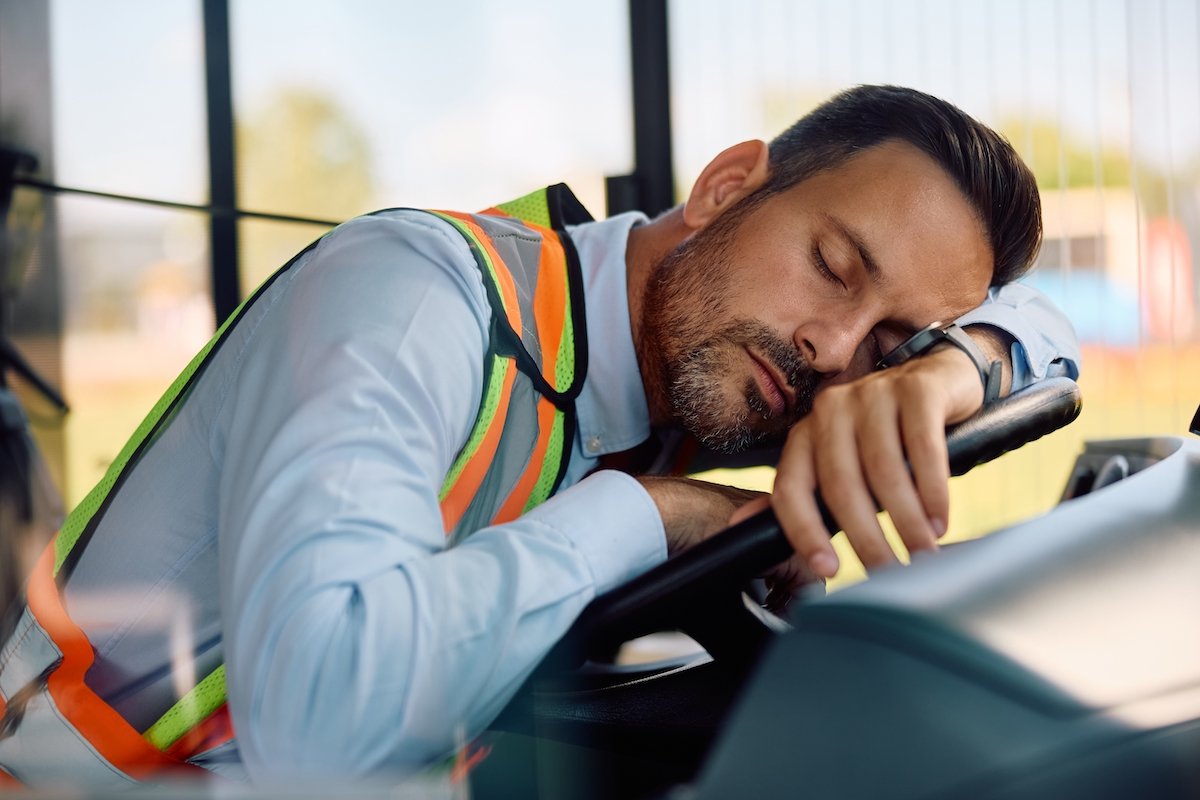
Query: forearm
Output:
[[955, 282, 1082, 392], [226, 471, 665, 780], [962, 323, 1017, 396], [637, 475, 762, 553]]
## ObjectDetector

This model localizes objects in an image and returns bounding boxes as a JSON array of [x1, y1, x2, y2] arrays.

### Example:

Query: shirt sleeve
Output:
[[955, 281, 1082, 390], [215, 212, 666, 782]]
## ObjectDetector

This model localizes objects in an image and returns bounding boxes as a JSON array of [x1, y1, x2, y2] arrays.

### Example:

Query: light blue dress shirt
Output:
[[67, 206, 1081, 783]]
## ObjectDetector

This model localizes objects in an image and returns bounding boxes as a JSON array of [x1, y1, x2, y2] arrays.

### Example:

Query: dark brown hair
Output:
[[759, 85, 1042, 286]]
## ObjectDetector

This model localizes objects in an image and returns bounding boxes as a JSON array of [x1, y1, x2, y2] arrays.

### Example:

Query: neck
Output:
[[626, 206, 691, 426]]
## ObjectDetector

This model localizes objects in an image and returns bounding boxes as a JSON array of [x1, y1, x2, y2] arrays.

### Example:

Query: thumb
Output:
[[728, 495, 772, 526]]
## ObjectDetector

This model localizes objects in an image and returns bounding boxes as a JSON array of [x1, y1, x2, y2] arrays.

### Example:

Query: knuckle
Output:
[[777, 518, 824, 558], [894, 513, 934, 548], [816, 478, 853, 510], [852, 536, 892, 567], [861, 447, 906, 485], [811, 386, 847, 416]]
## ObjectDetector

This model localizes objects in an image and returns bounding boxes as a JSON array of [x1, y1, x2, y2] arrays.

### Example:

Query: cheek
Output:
[[729, 278, 809, 334]]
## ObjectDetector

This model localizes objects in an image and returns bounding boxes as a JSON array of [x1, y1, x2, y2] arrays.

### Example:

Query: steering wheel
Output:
[[542, 377, 1082, 673]]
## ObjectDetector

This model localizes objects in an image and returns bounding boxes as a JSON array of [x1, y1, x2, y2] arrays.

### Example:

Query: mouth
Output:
[[747, 348, 793, 419]]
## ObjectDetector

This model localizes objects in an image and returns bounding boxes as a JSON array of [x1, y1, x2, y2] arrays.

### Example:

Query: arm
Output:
[[217, 213, 666, 780], [771, 282, 1079, 578], [958, 281, 1082, 394]]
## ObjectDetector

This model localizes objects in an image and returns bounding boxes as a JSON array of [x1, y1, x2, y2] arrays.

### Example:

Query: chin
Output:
[[686, 411, 781, 455]]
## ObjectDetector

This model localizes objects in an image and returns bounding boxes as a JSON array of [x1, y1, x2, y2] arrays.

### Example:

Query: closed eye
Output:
[[811, 243, 845, 288]]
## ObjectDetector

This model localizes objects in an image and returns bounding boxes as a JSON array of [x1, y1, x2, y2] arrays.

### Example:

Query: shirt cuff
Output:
[[956, 294, 1081, 390], [520, 469, 668, 595]]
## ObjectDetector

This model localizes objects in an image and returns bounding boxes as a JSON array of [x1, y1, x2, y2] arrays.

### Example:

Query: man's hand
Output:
[[637, 475, 764, 554], [770, 336, 1003, 579], [637, 475, 823, 605]]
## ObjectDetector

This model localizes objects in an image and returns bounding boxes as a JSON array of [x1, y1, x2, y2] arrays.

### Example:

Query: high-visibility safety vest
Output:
[[0, 184, 591, 787]]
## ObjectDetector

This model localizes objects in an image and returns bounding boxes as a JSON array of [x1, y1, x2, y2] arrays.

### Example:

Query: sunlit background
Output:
[[3, 0, 1199, 591]]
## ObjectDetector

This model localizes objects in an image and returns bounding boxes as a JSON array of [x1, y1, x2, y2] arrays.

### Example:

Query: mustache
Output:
[[727, 321, 819, 419]]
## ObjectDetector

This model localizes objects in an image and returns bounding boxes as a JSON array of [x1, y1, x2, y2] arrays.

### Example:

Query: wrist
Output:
[[879, 321, 1003, 403], [926, 343, 986, 413], [636, 476, 759, 554], [960, 324, 1015, 396]]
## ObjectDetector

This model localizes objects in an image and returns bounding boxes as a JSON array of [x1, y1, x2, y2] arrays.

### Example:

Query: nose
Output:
[[794, 314, 875, 378]]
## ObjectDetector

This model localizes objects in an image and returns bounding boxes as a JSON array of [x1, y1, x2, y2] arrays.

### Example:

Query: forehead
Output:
[[772, 140, 993, 327]]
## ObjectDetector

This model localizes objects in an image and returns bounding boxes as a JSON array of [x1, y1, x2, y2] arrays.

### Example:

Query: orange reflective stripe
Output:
[[474, 212, 568, 524], [492, 395, 558, 525], [0, 766, 23, 788], [439, 359, 517, 532], [481, 209, 569, 391], [163, 703, 233, 762], [528, 223, 568, 391], [25, 543, 204, 779], [436, 210, 522, 334]]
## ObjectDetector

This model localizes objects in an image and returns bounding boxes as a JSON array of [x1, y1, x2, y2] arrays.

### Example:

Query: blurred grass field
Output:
[[50, 341, 1200, 594]]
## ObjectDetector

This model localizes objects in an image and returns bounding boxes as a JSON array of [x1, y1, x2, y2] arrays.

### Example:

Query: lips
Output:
[[748, 348, 793, 418]]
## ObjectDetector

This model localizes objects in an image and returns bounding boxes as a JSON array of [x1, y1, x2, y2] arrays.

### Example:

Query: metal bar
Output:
[[13, 177, 341, 228], [628, 0, 675, 216], [202, 0, 241, 322], [608, 0, 676, 216]]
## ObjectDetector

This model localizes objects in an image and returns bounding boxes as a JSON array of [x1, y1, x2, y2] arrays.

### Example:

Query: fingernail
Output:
[[810, 551, 839, 577], [930, 517, 947, 539]]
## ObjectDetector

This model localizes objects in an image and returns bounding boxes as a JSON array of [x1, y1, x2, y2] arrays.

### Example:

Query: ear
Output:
[[681, 139, 770, 231]]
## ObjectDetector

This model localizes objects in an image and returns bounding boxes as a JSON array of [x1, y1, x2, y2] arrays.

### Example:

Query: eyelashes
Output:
[[811, 243, 845, 288]]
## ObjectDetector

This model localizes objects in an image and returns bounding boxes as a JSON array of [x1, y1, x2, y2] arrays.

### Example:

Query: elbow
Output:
[[229, 582, 438, 783]]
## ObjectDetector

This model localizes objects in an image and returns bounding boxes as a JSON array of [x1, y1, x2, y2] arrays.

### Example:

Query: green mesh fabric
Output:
[[525, 412, 565, 513], [494, 189, 552, 229], [143, 664, 227, 751], [555, 280, 575, 392], [525, 299, 576, 513], [440, 354, 510, 500]]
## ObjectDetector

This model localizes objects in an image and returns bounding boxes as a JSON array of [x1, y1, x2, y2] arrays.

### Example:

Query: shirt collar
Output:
[[566, 211, 652, 458]]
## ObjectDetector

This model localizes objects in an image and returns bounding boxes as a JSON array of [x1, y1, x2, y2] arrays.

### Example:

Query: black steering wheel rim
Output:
[[540, 377, 1082, 673]]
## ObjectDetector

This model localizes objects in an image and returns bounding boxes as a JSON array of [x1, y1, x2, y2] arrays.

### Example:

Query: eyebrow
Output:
[[822, 213, 883, 285]]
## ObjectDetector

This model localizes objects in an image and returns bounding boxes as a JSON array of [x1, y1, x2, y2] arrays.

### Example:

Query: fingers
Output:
[[771, 426, 841, 578], [763, 555, 825, 613], [772, 360, 962, 578], [898, 399, 951, 540], [813, 404, 898, 570], [858, 390, 948, 555], [729, 495, 771, 527]]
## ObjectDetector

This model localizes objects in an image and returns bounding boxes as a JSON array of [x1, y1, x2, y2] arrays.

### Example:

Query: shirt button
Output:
[[585, 435, 602, 454]]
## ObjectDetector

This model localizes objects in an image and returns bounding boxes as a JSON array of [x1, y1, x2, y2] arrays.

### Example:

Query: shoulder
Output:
[[298, 209, 491, 329]]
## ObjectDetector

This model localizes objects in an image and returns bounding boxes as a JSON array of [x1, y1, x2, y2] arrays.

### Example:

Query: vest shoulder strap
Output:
[[433, 185, 592, 535]]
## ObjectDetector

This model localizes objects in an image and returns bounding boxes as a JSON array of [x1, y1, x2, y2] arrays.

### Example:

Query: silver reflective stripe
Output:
[[445, 213, 555, 542], [471, 213, 547, 368], [0, 607, 138, 788], [448, 375, 540, 546]]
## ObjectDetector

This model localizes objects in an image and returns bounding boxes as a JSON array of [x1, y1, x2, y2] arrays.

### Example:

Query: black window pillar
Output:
[[607, 0, 675, 218], [202, 0, 240, 323]]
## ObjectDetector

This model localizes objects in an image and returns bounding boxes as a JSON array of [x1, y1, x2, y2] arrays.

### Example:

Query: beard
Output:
[[639, 206, 820, 454]]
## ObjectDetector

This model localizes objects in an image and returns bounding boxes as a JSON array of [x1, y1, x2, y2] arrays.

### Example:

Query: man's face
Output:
[[641, 140, 994, 453]]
